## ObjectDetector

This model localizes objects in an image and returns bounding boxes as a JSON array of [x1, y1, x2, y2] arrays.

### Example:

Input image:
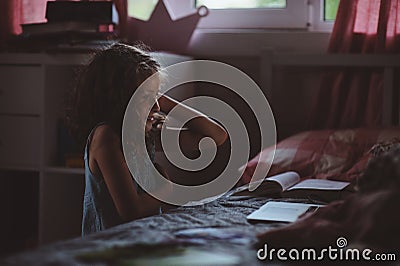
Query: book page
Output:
[[231, 171, 300, 196], [247, 201, 322, 223], [267, 171, 300, 191], [230, 179, 281, 196], [286, 179, 350, 191]]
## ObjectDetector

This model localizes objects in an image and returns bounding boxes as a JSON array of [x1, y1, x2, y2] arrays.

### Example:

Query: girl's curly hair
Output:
[[65, 43, 160, 148], [358, 140, 400, 193]]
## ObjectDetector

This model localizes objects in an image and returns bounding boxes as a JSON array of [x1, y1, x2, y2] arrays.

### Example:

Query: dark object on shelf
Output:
[[6, 33, 119, 53], [46, 1, 114, 24], [21, 1, 115, 37], [12, 0, 117, 53], [58, 120, 84, 168], [21, 21, 114, 36]]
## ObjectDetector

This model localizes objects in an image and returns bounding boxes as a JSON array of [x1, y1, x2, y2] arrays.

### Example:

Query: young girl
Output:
[[66, 43, 227, 236]]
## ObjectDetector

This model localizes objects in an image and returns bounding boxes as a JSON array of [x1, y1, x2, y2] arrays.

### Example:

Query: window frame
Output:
[[308, 0, 335, 32], [193, 0, 309, 29], [129, 0, 336, 32]]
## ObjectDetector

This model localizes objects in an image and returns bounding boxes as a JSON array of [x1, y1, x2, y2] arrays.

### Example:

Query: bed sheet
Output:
[[2, 196, 294, 265]]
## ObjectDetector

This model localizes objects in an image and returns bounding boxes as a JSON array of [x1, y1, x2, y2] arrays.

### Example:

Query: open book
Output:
[[232, 171, 353, 202]]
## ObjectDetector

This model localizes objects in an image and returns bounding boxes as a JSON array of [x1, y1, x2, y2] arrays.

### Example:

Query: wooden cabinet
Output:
[[0, 116, 41, 168], [0, 52, 191, 251], [0, 65, 43, 115]]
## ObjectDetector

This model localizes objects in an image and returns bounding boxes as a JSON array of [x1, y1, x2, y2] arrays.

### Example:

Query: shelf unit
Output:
[[0, 51, 191, 250]]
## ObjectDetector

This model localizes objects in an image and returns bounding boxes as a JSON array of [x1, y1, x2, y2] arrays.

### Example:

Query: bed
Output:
[[2, 126, 399, 265], [3, 196, 285, 265], [3, 50, 400, 264]]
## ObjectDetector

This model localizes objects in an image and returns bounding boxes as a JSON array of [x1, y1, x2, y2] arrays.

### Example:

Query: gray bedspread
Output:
[[2, 196, 290, 265]]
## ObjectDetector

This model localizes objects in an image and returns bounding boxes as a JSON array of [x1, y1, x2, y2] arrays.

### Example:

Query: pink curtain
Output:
[[0, 0, 22, 46], [0, 0, 50, 47], [309, 0, 400, 129]]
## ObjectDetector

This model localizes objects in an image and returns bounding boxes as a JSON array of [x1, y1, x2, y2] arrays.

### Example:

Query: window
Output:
[[127, 0, 339, 31], [195, 0, 286, 9], [324, 0, 340, 21], [309, 0, 339, 31], [195, 0, 308, 29]]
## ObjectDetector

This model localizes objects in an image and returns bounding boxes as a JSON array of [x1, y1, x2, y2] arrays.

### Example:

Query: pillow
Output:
[[345, 136, 400, 182], [240, 127, 400, 184]]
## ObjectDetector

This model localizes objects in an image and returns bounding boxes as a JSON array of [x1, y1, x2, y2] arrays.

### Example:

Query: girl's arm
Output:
[[158, 94, 228, 149], [90, 125, 171, 222]]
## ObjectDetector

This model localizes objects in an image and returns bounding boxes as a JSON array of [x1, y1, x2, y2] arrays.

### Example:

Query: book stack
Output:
[[18, 1, 117, 51], [21, 21, 114, 36]]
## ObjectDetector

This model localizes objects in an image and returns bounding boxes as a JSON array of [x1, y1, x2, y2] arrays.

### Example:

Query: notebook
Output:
[[247, 201, 323, 223]]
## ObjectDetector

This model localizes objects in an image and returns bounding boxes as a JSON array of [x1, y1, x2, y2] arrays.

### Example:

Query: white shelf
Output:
[[0, 53, 92, 66], [44, 167, 84, 175], [0, 165, 40, 172]]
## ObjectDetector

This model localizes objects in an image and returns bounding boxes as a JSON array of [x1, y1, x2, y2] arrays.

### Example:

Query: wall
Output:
[[155, 30, 332, 185], [189, 30, 330, 56], [187, 30, 331, 141]]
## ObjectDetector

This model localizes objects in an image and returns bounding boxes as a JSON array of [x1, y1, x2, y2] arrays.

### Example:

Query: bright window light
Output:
[[126, 0, 337, 31], [196, 0, 286, 9], [324, 0, 339, 21], [127, 0, 158, 21]]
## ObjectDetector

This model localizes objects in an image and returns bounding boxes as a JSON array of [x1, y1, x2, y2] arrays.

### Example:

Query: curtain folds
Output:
[[0, 0, 50, 47], [0, 0, 22, 46], [112, 0, 128, 38], [309, 0, 400, 129]]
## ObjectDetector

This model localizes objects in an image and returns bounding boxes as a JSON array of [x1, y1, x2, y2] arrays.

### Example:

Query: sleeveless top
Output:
[[81, 125, 156, 236]]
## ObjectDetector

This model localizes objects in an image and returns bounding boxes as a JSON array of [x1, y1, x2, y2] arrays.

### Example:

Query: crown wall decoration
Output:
[[127, 0, 208, 54]]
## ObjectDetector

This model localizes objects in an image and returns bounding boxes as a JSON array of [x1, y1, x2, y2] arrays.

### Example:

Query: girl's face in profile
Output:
[[137, 77, 161, 133]]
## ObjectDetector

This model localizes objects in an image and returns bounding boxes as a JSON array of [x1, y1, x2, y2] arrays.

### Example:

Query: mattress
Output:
[[2, 196, 290, 265]]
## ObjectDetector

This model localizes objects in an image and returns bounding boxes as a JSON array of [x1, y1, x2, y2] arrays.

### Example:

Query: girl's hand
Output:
[[157, 94, 228, 148], [153, 162, 173, 197]]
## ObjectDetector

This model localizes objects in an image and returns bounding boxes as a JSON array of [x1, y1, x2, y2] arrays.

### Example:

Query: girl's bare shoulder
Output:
[[90, 124, 120, 151]]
